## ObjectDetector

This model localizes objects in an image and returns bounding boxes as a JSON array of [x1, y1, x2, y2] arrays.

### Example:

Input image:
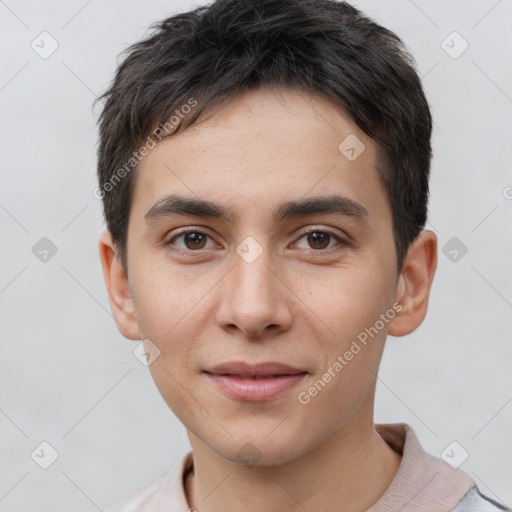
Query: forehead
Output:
[[130, 87, 389, 225]]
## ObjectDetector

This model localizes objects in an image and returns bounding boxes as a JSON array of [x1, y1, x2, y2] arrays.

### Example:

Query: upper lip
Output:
[[205, 361, 307, 377]]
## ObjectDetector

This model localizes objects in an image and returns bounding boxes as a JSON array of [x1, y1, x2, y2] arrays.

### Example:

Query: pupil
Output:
[[185, 232, 206, 249], [309, 232, 329, 249]]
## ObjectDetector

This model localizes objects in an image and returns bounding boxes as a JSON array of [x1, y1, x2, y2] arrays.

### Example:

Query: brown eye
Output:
[[167, 230, 215, 251], [183, 232, 207, 250], [295, 229, 342, 251], [307, 232, 331, 250]]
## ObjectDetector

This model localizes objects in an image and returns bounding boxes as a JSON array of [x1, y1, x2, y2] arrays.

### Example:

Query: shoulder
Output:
[[104, 475, 166, 512], [451, 486, 512, 512], [104, 451, 193, 512]]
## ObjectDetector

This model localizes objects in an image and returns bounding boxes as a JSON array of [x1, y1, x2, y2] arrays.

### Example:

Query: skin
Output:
[[99, 86, 437, 512]]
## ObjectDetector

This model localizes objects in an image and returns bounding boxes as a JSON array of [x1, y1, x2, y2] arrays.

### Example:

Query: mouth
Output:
[[203, 361, 308, 401], [204, 360, 307, 378], [206, 373, 306, 380]]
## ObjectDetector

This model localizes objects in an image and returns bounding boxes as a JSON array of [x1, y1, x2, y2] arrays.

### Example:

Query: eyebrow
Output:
[[144, 193, 369, 225]]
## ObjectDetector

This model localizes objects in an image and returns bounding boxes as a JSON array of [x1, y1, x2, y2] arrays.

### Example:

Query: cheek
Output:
[[132, 262, 212, 340], [295, 264, 393, 345], [293, 265, 392, 405]]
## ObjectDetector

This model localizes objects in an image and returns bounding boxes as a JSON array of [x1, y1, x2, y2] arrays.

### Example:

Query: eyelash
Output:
[[165, 226, 348, 254]]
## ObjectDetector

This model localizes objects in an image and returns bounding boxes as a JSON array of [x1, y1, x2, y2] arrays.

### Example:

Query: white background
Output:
[[1, 0, 511, 510]]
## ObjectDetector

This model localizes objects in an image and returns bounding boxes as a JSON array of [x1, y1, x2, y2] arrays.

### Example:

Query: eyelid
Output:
[[294, 224, 346, 240]]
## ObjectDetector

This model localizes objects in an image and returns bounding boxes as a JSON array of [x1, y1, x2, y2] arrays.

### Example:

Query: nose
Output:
[[214, 246, 293, 339]]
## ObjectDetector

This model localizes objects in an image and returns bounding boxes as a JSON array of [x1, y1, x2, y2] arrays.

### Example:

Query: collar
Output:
[[368, 423, 475, 511], [136, 422, 476, 511]]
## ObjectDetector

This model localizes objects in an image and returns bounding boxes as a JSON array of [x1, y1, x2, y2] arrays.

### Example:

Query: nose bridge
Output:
[[231, 240, 277, 307], [215, 236, 291, 337]]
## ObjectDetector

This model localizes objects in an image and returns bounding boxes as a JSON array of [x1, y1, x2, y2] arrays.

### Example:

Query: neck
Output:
[[184, 417, 401, 512]]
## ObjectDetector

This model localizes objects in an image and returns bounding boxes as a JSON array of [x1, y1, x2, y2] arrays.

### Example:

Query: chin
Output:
[[207, 432, 308, 468]]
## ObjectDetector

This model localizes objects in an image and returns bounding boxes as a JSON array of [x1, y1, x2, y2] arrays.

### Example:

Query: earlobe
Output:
[[98, 231, 141, 340], [388, 230, 438, 337]]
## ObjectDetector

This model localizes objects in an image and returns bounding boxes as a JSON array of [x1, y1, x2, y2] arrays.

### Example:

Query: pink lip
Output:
[[205, 373, 307, 401], [204, 361, 308, 401]]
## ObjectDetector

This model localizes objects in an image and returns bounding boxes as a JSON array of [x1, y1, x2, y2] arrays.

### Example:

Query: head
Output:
[[97, 0, 437, 466]]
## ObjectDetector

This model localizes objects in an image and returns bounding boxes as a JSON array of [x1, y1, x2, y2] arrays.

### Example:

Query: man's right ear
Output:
[[98, 231, 141, 340]]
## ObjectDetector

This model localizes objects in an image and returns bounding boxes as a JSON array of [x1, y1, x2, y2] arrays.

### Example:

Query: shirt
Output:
[[105, 422, 511, 511]]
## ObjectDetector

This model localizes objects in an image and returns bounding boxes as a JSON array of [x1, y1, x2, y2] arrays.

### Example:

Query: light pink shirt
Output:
[[106, 423, 476, 512]]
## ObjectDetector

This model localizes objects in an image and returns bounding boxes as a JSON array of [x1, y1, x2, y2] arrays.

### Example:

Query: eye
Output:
[[294, 227, 346, 251], [166, 229, 216, 251], [165, 226, 348, 253]]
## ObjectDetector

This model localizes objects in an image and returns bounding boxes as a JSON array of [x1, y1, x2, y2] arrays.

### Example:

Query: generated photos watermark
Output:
[[297, 301, 403, 405], [93, 97, 198, 200]]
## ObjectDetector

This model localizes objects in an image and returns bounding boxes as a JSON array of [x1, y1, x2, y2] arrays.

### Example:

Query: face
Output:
[[119, 87, 405, 465]]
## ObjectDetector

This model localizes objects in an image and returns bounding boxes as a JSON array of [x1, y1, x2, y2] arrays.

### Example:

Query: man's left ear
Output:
[[388, 230, 437, 337]]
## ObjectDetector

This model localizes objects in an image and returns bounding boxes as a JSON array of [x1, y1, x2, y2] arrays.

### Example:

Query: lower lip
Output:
[[205, 372, 308, 401]]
